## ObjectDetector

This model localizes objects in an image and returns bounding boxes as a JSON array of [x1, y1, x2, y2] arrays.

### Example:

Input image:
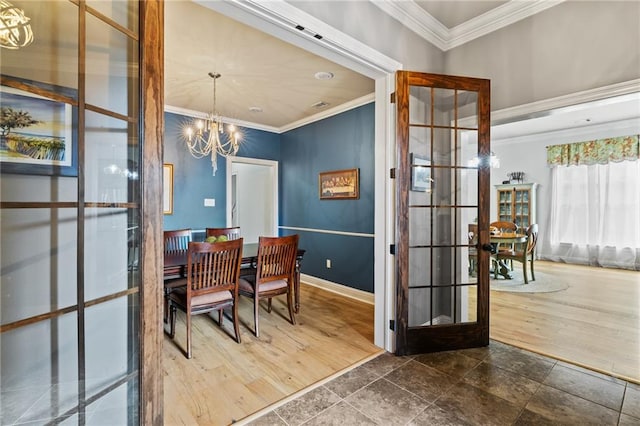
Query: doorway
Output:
[[226, 156, 278, 243]]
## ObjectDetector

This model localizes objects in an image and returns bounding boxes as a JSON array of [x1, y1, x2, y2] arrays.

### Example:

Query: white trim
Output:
[[164, 105, 280, 133], [371, 0, 449, 51], [195, 0, 401, 78], [372, 0, 564, 51], [493, 117, 640, 146], [279, 226, 373, 238], [279, 93, 375, 133], [301, 274, 375, 305], [492, 79, 640, 125], [371, 0, 451, 51], [449, 0, 564, 50], [225, 156, 279, 238], [166, 93, 375, 134]]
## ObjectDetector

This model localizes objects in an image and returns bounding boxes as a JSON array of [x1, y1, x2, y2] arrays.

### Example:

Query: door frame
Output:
[[225, 156, 279, 240], [199, 1, 402, 351]]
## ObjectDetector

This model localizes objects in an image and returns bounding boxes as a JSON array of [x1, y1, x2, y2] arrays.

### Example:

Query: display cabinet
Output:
[[496, 183, 538, 230]]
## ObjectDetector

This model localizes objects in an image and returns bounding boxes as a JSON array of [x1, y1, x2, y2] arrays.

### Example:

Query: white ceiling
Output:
[[164, 1, 639, 135]]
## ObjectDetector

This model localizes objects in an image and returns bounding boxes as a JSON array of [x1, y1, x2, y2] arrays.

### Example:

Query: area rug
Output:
[[490, 269, 569, 293]]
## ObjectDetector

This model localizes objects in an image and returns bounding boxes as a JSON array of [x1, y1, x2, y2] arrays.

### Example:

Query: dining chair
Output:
[[205, 226, 241, 240], [238, 234, 298, 338], [168, 238, 244, 358], [495, 224, 538, 284], [163, 229, 192, 322], [467, 223, 478, 276], [490, 220, 517, 268]]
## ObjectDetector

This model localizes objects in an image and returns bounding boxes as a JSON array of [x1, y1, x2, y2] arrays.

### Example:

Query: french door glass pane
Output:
[[407, 85, 480, 329]]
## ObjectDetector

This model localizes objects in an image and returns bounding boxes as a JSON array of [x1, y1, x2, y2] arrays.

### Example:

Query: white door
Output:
[[226, 157, 278, 243]]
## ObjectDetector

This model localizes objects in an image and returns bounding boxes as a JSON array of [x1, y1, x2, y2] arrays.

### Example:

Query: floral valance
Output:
[[546, 134, 639, 167]]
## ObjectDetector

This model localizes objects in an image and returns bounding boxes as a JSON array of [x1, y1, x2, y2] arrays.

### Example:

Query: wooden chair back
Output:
[[164, 228, 192, 278], [255, 234, 299, 284], [206, 227, 241, 240], [186, 239, 244, 296], [164, 228, 192, 253], [525, 223, 539, 255], [490, 221, 517, 254]]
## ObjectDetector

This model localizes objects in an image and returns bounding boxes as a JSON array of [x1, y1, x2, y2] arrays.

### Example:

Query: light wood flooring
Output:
[[163, 261, 639, 425], [490, 260, 640, 383], [163, 285, 381, 426]]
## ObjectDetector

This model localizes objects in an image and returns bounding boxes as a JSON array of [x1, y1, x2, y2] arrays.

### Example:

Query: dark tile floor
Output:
[[246, 340, 640, 426]]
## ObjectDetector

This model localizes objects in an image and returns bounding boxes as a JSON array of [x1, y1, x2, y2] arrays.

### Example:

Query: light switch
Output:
[[204, 198, 215, 207]]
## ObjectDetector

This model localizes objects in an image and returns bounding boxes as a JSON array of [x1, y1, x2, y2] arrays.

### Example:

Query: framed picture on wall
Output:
[[0, 78, 78, 176], [410, 153, 432, 192], [163, 163, 173, 215], [319, 168, 359, 200]]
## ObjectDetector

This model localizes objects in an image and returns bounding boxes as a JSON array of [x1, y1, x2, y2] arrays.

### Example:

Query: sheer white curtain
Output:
[[541, 160, 640, 270]]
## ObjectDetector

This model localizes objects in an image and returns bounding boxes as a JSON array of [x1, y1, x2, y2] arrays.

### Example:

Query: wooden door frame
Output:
[[140, 1, 164, 424]]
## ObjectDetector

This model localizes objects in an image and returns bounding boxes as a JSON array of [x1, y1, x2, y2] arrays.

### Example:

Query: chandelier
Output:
[[184, 72, 240, 175], [0, 0, 34, 50]]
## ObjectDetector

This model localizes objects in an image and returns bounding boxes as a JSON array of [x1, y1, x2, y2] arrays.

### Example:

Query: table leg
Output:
[[496, 259, 513, 279], [294, 257, 301, 313]]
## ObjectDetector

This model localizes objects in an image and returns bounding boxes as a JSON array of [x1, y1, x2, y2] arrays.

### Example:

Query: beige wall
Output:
[[288, 0, 446, 73], [444, 1, 640, 111], [291, 1, 639, 110]]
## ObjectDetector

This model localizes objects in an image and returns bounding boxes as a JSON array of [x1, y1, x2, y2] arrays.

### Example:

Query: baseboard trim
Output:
[[301, 274, 375, 305]]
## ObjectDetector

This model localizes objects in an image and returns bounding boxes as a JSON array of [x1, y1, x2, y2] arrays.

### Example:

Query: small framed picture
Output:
[[410, 153, 432, 192], [319, 168, 359, 200]]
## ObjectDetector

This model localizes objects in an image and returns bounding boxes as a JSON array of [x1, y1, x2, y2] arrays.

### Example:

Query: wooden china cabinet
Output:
[[495, 183, 538, 231]]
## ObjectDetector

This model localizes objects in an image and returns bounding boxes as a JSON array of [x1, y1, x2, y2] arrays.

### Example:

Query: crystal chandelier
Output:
[[0, 0, 34, 50], [184, 72, 240, 175]]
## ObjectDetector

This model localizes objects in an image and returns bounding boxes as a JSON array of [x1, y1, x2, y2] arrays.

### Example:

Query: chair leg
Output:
[[530, 258, 535, 281], [523, 261, 529, 284], [164, 289, 170, 324], [218, 308, 223, 326], [186, 308, 192, 359], [254, 293, 260, 338], [287, 288, 296, 325], [232, 299, 241, 344], [169, 304, 177, 338], [267, 298, 272, 313]]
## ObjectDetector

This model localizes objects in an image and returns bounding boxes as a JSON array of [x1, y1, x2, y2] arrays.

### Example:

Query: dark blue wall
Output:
[[280, 103, 375, 292], [163, 112, 280, 230], [164, 103, 376, 293]]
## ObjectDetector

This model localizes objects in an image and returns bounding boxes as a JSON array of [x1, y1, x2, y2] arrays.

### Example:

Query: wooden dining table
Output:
[[164, 242, 306, 313], [490, 232, 527, 279]]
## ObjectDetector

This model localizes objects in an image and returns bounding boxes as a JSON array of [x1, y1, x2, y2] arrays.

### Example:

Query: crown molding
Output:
[[492, 117, 640, 146], [491, 79, 640, 126], [163, 105, 280, 134], [372, 0, 565, 51], [165, 92, 375, 135], [448, 0, 564, 49], [371, 0, 449, 51], [279, 93, 375, 133]]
